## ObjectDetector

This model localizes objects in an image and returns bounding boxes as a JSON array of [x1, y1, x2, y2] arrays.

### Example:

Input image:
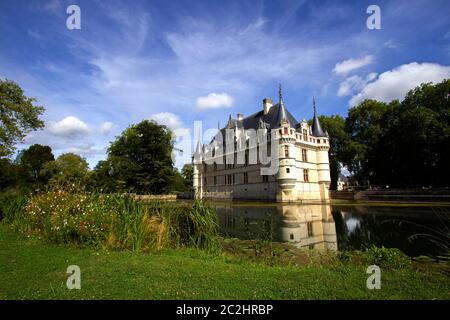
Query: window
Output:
[[284, 127, 288, 135], [302, 149, 307, 162], [243, 172, 248, 184], [317, 139, 321, 144], [214, 176, 217, 185], [284, 145, 289, 158], [203, 177, 207, 187], [290, 233, 294, 240], [279, 129, 282, 135], [303, 169, 309, 182], [286, 168, 290, 174], [302, 129, 308, 141], [262, 175, 268, 183], [214, 163, 217, 170], [245, 150, 249, 165], [307, 222, 313, 237], [226, 174, 233, 185]]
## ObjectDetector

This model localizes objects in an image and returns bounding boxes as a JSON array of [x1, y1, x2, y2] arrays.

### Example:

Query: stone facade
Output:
[[193, 87, 331, 203]]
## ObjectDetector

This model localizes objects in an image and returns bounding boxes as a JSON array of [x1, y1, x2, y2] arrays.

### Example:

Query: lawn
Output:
[[0, 224, 448, 300]]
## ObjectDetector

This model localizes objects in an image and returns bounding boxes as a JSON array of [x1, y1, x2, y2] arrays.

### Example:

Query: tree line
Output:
[[1, 78, 449, 193]]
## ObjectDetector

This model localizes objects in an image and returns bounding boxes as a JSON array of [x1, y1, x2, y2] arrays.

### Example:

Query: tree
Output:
[[315, 115, 348, 190], [344, 99, 388, 187], [42, 153, 89, 184], [0, 79, 45, 157], [181, 164, 193, 190], [19, 144, 54, 184], [103, 120, 176, 194]]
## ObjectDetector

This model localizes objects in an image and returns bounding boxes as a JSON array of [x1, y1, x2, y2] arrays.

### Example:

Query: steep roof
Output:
[[311, 97, 327, 137]]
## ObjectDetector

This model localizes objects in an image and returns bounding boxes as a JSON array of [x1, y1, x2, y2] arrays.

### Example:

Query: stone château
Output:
[[193, 86, 331, 202]]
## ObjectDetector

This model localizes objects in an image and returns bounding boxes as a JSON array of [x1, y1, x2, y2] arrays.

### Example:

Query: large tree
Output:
[[103, 120, 176, 194], [42, 153, 89, 184], [19, 144, 54, 183], [0, 79, 45, 157]]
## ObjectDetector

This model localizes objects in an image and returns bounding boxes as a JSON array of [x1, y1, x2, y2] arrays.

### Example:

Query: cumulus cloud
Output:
[[349, 62, 450, 106], [46, 116, 90, 137], [150, 112, 184, 130], [196, 92, 234, 110], [337, 73, 377, 97], [333, 55, 374, 75], [100, 121, 116, 135]]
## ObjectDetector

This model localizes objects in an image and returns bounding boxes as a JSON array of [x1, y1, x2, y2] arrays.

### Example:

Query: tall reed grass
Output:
[[1, 184, 220, 252]]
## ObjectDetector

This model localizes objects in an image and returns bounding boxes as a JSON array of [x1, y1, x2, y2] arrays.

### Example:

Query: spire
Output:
[[311, 97, 327, 137], [218, 121, 220, 130], [313, 96, 317, 116], [194, 131, 203, 155], [278, 83, 284, 107]]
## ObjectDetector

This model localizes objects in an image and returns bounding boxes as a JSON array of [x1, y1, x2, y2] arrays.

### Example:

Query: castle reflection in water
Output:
[[215, 204, 338, 251]]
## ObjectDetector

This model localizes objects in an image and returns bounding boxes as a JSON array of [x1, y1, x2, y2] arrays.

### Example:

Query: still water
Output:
[[213, 203, 449, 258]]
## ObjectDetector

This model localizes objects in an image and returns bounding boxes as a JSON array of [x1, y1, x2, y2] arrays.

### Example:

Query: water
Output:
[[214, 202, 449, 258]]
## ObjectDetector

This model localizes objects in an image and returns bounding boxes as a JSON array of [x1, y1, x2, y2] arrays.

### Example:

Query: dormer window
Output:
[[284, 127, 288, 135]]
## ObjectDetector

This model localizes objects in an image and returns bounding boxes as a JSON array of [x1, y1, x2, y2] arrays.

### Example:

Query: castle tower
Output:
[[276, 84, 297, 202], [311, 98, 331, 201]]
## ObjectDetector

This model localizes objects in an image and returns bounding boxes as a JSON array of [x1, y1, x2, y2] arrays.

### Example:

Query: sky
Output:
[[1, 0, 449, 168]]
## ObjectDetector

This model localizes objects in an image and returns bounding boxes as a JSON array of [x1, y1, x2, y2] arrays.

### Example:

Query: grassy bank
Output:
[[1, 225, 449, 300]]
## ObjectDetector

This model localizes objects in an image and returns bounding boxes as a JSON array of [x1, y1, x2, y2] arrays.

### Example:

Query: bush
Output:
[[7, 185, 220, 252], [361, 245, 411, 269], [0, 191, 28, 223]]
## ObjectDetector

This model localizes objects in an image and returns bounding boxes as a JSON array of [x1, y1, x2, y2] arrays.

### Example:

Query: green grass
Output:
[[1, 225, 448, 300]]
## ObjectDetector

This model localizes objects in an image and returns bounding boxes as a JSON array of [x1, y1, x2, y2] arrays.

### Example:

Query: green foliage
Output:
[[95, 120, 177, 194], [0, 79, 45, 157], [18, 144, 54, 184], [181, 164, 193, 190], [0, 191, 27, 223], [7, 186, 220, 252], [42, 153, 89, 184], [361, 245, 412, 269]]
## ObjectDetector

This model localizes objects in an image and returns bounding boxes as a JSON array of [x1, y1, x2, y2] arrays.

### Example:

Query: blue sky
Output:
[[1, 0, 449, 168]]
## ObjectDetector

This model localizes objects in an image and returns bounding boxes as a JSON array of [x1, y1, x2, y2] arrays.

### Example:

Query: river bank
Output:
[[0, 225, 448, 299]]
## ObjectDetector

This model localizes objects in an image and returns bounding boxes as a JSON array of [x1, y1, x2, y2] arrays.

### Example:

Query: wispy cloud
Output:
[[333, 55, 374, 75]]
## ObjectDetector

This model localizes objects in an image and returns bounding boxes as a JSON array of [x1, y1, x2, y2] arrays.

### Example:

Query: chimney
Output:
[[263, 98, 273, 114], [237, 113, 244, 121]]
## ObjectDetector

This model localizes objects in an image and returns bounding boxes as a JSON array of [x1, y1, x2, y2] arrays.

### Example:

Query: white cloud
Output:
[[349, 62, 450, 106], [196, 92, 234, 109], [100, 121, 116, 135], [337, 73, 377, 97], [150, 112, 183, 130], [333, 55, 374, 75], [47, 116, 90, 137]]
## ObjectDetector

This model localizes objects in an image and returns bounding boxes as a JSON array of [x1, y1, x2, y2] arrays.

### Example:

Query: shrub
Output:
[[361, 245, 412, 269], [7, 185, 220, 252]]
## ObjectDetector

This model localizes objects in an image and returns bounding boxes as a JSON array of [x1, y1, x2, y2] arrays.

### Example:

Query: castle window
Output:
[[262, 175, 268, 183], [302, 129, 308, 140], [307, 222, 313, 237], [284, 127, 288, 135], [204, 164, 207, 172], [290, 233, 294, 240], [284, 145, 289, 158], [243, 172, 248, 184], [245, 150, 249, 165], [279, 129, 282, 135], [303, 169, 309, 182], [214, 176, 217, 185], [203, 177, 207, 187], [286, 168, 290, 174], [302, 149, 307, 162]]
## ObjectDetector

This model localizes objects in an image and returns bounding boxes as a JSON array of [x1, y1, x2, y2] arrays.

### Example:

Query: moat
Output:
[[212, 202, 449, 258]]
